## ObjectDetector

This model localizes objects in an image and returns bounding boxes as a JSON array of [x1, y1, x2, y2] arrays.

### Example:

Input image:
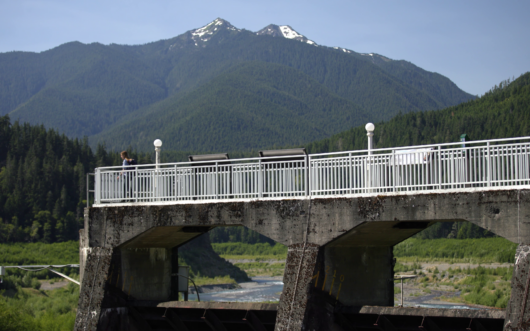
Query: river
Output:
[[189, 277, 486, 310]]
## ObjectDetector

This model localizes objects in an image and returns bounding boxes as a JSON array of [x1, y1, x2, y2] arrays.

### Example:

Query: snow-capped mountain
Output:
[[181, 19, 318, 49], [2, 17, 475, 153], [189, 18, 240, 46], [256, 24, 317, 46]]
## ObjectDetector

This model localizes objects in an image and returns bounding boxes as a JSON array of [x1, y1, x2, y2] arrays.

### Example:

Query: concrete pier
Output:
[[75, 189, 530, 330]]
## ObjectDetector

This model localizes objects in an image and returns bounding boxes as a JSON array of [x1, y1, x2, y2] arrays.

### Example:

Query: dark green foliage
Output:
[[0, 241, 79, 265], [459, 266, 513, 308], [304, 73, 530, 239], [414, 222, 496, 240], [0, 283, 78, 331], [304, 73, 530, 154], [0, 241, 79, 281], [93, 61, 370, 152], [1, 20, 473, 153], [394, 238, 518, 263], [0, 241, 80, 330], [2, 42, 167, 137], [0, 116, 151, 243]]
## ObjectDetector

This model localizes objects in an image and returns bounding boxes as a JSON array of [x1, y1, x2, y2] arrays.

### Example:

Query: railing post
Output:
[[135, 168, 138, 203], [215, 162, 219, 199], [258, 159, 263, 198], [95, 168, 101, 204], [349, 152, 352, 195], [174, 165, 177, 200], [392, 150, 396, 192], [305, 155, 310, 197], [438, 146, 442, 190], [487, 142, 491, 187]]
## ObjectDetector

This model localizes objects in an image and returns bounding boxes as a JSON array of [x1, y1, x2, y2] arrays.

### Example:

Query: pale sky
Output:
[[1, 0, 528, 96]]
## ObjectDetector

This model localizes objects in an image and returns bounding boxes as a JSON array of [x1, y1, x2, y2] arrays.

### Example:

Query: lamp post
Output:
[[154, 139, 162, 169], [365, 123, 375, 192], [365, 123, 375, 155], [153, 139, 162, 201]]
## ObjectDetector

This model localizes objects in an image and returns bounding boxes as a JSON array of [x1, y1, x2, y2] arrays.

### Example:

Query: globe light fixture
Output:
[[154, 139, 162, 168], [365, 123, 375, 154]]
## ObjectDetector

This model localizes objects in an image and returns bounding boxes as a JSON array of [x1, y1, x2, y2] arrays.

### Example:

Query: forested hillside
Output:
[[2, 18, 474, 153], [305, 73, 530, 153], [303, 73, 530, 239], [212, 73, 530, 243], [0, 116, 150, 243]]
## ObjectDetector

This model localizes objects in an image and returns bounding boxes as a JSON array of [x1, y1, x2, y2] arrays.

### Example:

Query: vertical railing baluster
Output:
[[487, 142, 491, 187]]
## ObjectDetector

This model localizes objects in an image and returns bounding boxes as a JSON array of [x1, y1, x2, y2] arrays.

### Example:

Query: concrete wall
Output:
[[86, 189, 530, 249], [120, 248, 171, 301], [75, 188, 530, 331], [322, 246, 394, 307]]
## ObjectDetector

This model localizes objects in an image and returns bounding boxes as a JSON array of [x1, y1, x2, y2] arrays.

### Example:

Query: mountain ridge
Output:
[[2, 18, 475, 152]]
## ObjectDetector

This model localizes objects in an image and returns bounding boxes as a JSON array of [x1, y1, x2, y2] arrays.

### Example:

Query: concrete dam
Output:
[[75, 135, 530, 330]]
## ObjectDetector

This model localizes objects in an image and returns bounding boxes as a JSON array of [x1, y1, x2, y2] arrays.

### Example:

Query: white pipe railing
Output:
[[92, 137, 530, 205]]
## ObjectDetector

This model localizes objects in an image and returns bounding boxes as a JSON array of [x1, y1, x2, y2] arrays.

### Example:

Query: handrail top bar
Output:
[[95, 153, 309, 170], [309, 136, 530, 158], [93, 135, 530, 171]]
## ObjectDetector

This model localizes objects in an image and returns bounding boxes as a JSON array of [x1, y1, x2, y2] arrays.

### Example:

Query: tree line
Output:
[[303, 72, 530, 239], [0, 116, 151, 243]]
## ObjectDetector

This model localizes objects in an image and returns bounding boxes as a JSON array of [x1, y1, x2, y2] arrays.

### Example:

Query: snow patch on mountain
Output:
[[279, 25, 316, 45], [279, 26, 301, 39], [334, 47, 353, 54], [256, 24, 316, 46], [189, 18, 240, 46]]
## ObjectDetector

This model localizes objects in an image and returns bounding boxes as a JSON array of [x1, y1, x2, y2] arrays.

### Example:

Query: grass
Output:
[[391, 239, 515, 308], [192, 275, 238, 286], [234, 262, 285, 277], [0, 283, 79, 331], [394, 237, 517, 263], [218, 254, 286, 261], [212, 242, 287, 259], [212, 242, 287, 278]]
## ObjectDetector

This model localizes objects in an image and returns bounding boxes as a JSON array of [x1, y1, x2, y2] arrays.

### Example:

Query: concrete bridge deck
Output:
[[77, 137, 530, 331]]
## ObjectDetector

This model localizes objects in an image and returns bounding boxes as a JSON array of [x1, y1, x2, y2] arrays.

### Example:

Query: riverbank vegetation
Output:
[[394, 237, 517, 263], [394, 263, 513, 308], [0, 241, 80, 330]]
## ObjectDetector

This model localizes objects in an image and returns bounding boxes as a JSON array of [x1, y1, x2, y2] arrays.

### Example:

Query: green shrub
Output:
[[394, 238, 517, 263]]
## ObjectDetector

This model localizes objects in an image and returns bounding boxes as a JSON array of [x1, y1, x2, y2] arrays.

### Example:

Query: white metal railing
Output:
[[92, 137, 530, 205]]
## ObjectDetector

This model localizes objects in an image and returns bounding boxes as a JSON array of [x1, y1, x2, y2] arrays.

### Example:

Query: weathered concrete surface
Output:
[[322, 246, 394, 306], [76, 189, 530, 331], [79, 228, 88, 285], [275, 244, 395, 330], [504, 244, 530, 331], [357, 305, 506, 319], [120, 248, 171, 300], [74, 247, 113, 331], [155, 301, 279, 310], [276, 243, 321, 331], [86, 189, 530, 249]]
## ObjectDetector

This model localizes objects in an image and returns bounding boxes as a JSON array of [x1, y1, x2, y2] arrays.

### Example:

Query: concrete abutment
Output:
[[75, 189, 530, 331]]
